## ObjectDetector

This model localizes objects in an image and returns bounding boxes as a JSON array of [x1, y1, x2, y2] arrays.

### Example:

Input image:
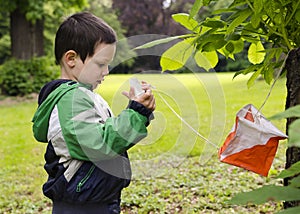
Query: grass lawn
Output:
[[0, 73, 287, 213]]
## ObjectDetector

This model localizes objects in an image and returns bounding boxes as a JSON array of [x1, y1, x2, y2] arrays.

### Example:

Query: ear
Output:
[[63, 50, 78, 68]]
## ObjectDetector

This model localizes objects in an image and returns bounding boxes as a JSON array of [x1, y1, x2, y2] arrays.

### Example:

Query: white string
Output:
[[148, 52, 290, 150], [154, 89, 219, 149], [256, 51, 290, 116]]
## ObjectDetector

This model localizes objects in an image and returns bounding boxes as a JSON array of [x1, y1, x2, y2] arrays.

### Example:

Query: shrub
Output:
[[0, 57, 59, 96]]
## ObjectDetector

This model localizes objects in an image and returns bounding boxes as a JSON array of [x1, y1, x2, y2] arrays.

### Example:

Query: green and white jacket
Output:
[[32, 80, 153, 203]]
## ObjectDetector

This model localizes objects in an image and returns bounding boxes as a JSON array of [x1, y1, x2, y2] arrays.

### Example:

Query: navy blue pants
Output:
[[52, 199, 121, 214]]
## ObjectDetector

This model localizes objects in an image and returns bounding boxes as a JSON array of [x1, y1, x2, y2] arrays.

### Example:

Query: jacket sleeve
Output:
[[57, 87, 148, 162]]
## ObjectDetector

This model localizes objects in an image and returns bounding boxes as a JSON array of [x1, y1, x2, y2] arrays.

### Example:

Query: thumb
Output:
[[122, 91, 129, 98]]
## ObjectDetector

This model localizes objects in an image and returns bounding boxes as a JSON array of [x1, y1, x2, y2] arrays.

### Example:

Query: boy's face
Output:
[[77, 43, 116, 89]]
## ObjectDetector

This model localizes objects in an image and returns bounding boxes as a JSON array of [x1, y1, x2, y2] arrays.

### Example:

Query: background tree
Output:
[[0, 11, 10, 64], [0, 0, 87, 60], [112, 0, 195, 72]]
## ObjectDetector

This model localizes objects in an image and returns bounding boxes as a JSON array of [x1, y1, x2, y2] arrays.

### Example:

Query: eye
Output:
[[98, 64, 106, 68]]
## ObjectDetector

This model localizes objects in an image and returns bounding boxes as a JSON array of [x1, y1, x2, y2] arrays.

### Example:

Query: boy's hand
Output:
[[122, 81, 156, 111]]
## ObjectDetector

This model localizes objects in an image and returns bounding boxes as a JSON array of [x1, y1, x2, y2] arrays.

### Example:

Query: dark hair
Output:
[[54, 12, 117, 65]]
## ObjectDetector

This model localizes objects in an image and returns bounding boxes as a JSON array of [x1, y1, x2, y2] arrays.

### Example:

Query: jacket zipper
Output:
[[76, 165, 96, 193]]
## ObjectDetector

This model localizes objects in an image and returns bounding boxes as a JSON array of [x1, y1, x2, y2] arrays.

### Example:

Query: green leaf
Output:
[[196, 33, 225, 45], [233, 64, 261, 79], [251, 13, 261, 29], [264, 48, 284, 63], [254, 0, 264, 14], [196, 33, 226, 51], [277, 206, 300, 214], [295, 10, 300, 23], [247, 67, 263, 88], [189, 0, 203, 18], [269, 105, 300, 120], [225, 33, 241, 41], [217, 48, 235, 60], [226, 8, 252, 34], [242, 35, 261, 43], [277, 161, 300, 179], [133, 35, 190, 50], [194, 51, 218, 71], [288, 119, 300, 147], [231, 39, 244, 53], [203, 0, 211, 5], [194, 51, 212, 71], [275, 48, 284, 61], [241, 23, 261, 42], [263, 66, 274, 84], [289, 176, 300, 188], [263, 1, 275, 19], [248, 41, 266, 64], [225, 42, 234, 53], [201, 39, 227, 52], [202, 51, 218, 68], [274, 13, 283, 25], [201, 20, 225, 28], [172, 13, 200, 32], [229, 185, 300, 205], [160, 38, 194, 71]]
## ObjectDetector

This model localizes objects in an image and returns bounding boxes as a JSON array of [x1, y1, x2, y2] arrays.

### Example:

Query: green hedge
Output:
[[0, 57, 59, 96]]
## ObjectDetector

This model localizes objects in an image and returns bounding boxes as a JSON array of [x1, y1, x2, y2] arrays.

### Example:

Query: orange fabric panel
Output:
[[220, 137, 284, 176]]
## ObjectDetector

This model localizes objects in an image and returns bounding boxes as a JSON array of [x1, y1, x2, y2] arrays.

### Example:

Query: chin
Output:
[[93, 83, 100, 90]]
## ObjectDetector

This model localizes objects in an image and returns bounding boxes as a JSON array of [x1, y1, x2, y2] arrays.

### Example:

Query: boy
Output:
[[32, 12, 155, 214]]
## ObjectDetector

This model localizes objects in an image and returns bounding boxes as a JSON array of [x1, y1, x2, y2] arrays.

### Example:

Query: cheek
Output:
[[83, 64, 98, 76], [78, 64, 97, 82]]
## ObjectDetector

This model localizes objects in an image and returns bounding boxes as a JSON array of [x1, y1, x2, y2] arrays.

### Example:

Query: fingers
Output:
[[141, 81, 153, 91], [122, 91, 129, 98], [135, 89, 156, 111], [145, 94, 156, 111], [122, 86, 136, 99], [123, 80, 156, 111]]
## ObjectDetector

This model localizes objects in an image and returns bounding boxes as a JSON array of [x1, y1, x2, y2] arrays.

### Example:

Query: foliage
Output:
[[0, 0, 88, 61], [0, 57, 59, 96], [0, 0, 87, 23], [137, 0, 300, 86], [43, 0, 91, 56], [270, 105, 300, 147], [230, 156, 300, 214], [0, 0, 133, 70], [0, 12, 10, 64], [112, 0, 196, 72], [112, 0, 194, 36]]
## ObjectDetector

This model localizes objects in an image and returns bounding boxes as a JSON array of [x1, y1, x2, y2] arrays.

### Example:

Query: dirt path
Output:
[[0, 93, 38, 106]]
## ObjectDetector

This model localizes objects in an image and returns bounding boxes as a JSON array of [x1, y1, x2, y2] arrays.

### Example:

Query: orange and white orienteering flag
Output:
[[219, 104, 288, 177]]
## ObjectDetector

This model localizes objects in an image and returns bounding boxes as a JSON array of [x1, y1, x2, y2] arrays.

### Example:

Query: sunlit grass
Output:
[[97, 73, 286, 158], [0, 73, 287, 213]]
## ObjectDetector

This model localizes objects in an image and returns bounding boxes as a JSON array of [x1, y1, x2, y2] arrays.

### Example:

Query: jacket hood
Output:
[[32, 81, 78, 142]]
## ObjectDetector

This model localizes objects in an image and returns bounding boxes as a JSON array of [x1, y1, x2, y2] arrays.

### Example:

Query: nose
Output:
[[103, 65, 109, 76]]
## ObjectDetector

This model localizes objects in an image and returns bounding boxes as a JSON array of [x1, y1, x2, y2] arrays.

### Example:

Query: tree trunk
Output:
[[284, 47, 300, 208], [10, 9, 44, 60]]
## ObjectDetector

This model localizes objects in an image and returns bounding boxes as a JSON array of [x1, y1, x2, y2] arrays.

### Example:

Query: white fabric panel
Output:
[[220, 104, 287, 160]]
